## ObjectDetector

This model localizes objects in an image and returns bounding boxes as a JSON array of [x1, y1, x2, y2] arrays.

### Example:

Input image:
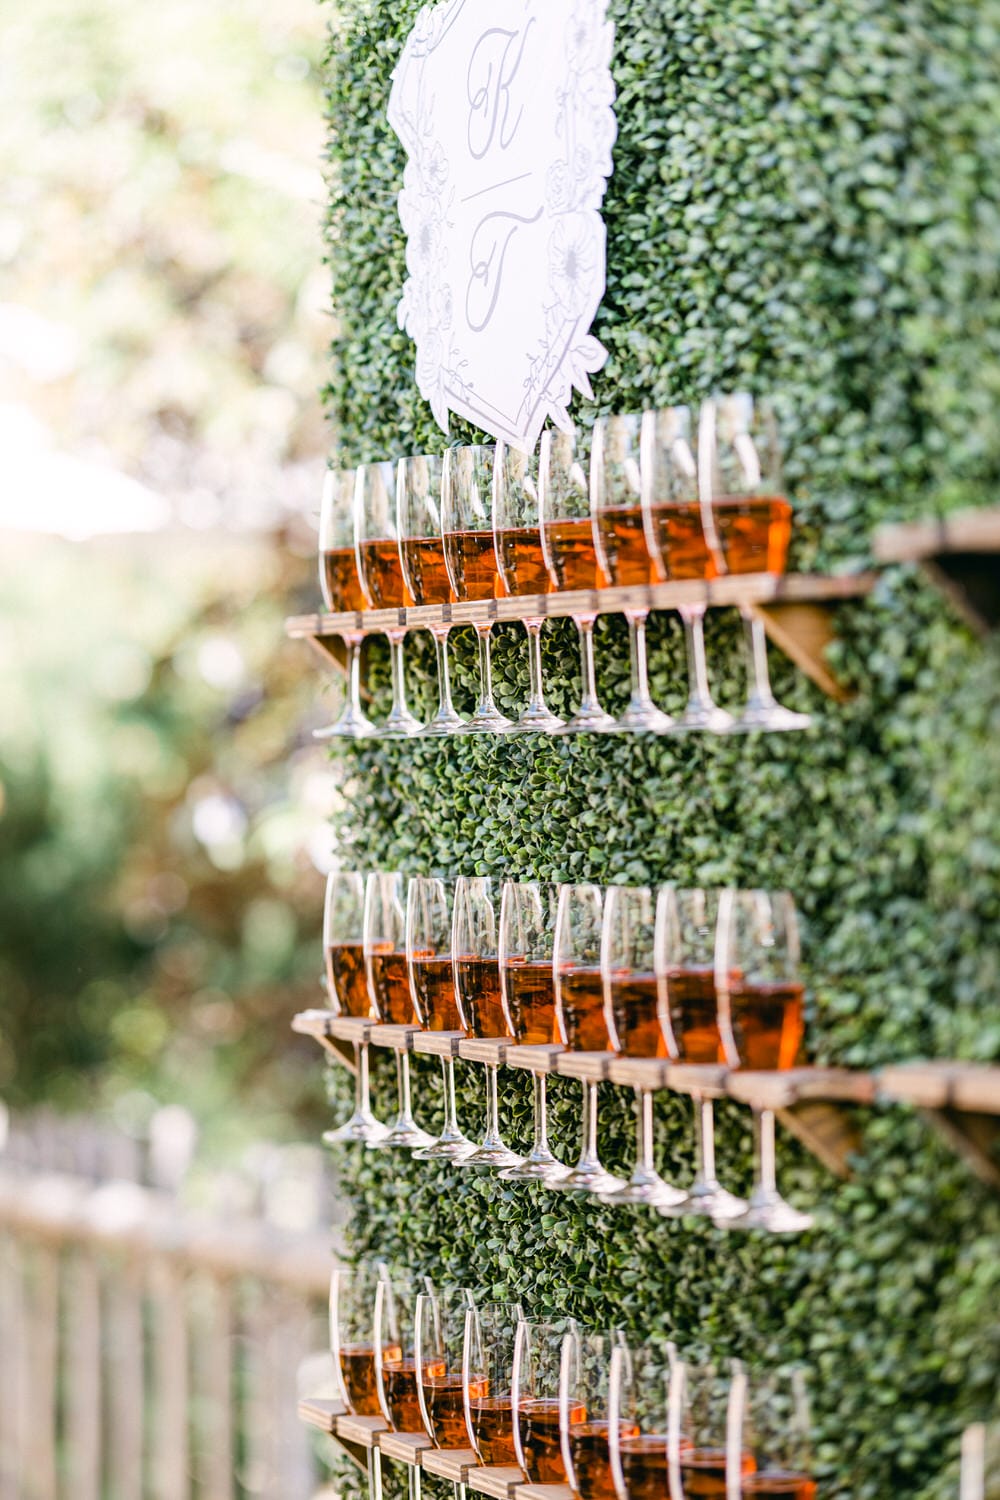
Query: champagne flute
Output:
[[701, 395, 809, 733], [355, 460, 422, 737], [667, 1359, 749, 1498], [608, 1341, 676, 1500], [330, 1262, 395, 1416], [640, 407, 733, 733], [322, 870, 389, 1146], [591, 414, 673, 733], [416, 1287, 476, 1447], [601, 886, 685, 1209], [463, 1301, 524, 1466], [442, 445, 515, 734], [654, 887, 746, 1221], [315, 467, 376, 739], [560, 1330, 637, 1500], [550, 883, 624, 1196], [375, 1275, 429, 1500], [736, 1368, 816, 1497], [452, 875, 523, 1170], [493, 442, 564, 732], [715, 889, 812, 1233], [397, 453, 465, 736], [498, 879, 568, 1182], [364, 871, 435, 1150], [539, 426, 615, 733], [513, 1318, 579, 1484], [406, 875, 475, 1162]]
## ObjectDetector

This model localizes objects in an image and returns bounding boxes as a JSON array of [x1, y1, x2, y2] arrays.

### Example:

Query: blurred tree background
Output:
[[0, 0, 340, 1162]]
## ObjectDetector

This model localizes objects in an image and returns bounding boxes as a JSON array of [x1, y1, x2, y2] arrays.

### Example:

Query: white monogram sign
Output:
[[388, 0, 617, 451]]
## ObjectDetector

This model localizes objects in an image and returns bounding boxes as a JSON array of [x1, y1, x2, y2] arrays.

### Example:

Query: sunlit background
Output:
[[1, 6, 346, 1489]]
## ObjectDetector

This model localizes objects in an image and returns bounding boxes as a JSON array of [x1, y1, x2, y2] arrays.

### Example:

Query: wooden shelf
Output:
[[295, 1011, 1000, 1189], [287, 571, 874, 702], [874, 505, 1000, 634]]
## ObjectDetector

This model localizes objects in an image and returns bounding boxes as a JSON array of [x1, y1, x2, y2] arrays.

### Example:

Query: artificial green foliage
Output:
[[320, 3, 1000, 1496]]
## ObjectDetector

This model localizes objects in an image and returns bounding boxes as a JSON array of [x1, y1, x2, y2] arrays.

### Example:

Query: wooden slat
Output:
[[467, 1465, 525, 1499], [422, 1448, 480, 1482], [754, 600, 852, 702], [25, 1244, 59, 1500], [606, 1058, 672, 1091], [878, 1061, 1000, 1114], [298, 1398, 344, 1433], [777, 1102, 861, 1181], [0, 1238, 26, 1500], [195, 1276, 235, 1500], [291, 1009, 339, 1041], [66, 1249, 102, 1500], [328, 1016, 377, 1044], [503, 1045, 564, 1074], [873, 507, 1000, 562], [458, 1040, 511, 1066], [149, 1258, 188, 1500], [413, 1031, 467, 1058], [336, 1414, 388, 1449], [553, 1052, 611, 1083], [514, 1486, 574, 1500], [725, 1067, 876, 1110], [105, 1256, 145, 1500], [370, 1024, 422, 1051], [379, 1431, 431, 1465]]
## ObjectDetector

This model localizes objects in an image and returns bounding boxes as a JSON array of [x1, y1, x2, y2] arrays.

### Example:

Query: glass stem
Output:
[[475, 623, 499, 715], [739, 606, 778, 710], [387, 628, 411, 721], [576, 1080, 600, 1170], [345, 633, 365, 718], [532, 1072, 550, 1154], [625, 609, 654, 712], [575, 614, 602, 714], [431, 625, 458, 718], [636, 1088, 655, 1174], [691, 1094, 720, 1190], [680, 605, 714, 711], [440, 1056, 463, 1142], [407, 1459, 422, 1500], [754, 1108, 779, 1196], [368, 1445, 383, 1500], [524, 619, 548, 714], [396, 1049, 415, 1125], [481, 1063, 505, 1149], [358, 1041, 374, 1118]]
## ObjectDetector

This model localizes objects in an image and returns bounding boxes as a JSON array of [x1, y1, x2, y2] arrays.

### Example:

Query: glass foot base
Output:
[[367, 1118, 436, 1150], [459, 1140, 524, 1170], [322, 1115, 388, 1146], [552, 706, 617, 735], [499, 1153, 570, 1183], [461, 708, 517, 735], [549, 1164, 625, 1195], [508, 706, 566, 735], [609, 705, 675, 734], [377, 713, 424, 739], [658, 1183, 747, 1220], [721, 1194, 814, 1233], [601, 1173, 687, 1208], [668, 702, 734, 734], [419, 711, 467, 738], [412, 1135, 478, 1162], [313, 714, 377, 741], [728, 704, 812, 734]]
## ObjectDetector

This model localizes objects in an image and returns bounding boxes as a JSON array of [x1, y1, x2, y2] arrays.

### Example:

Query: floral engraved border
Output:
[[388, 0, 617, 449]]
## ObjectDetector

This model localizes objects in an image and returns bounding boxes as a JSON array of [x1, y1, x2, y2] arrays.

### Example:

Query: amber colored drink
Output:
[[454, 955, 510, 1038], [520, 1397, 583, 1484], [326, 940, 372, 1019], [742, 1474, 817, 1499], [662, 967, 724, 1064], [469, 1393, 517, 1464], [409, 953, 463, 1032], [383, 1357, 424, 1432], [727, 981, 805, 1071], [340, 1343, 398, 1417], [358, 537, 413, 609], [607, 972, 667, 1058], [422, 1371, 486, 1448], [569, 1420, 640, 1500], [619, 1432, 673, 1500], [556, 966, 612, 1052], [502, 959, 558, 1045], [496, 527, 552, 596], [401, 536, 454, 605], [367, 945, 416, 1026], [646, 497, 791, 581], [542, 517, 609, 592], [321, 546, 366, 614], [680, 1447, 755, 1496], [595, 508, 659, 587], [445, 528, 501, 600]]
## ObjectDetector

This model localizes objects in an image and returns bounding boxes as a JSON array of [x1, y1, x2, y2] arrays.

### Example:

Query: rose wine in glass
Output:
[[315, 468, 375, 740], [499, 881, 567, 1183], [601, 886, 684, 1208], [415, 1288, 475, 1448], [397, 453, 465, 736], [561, 1329, 638, 1500], [355, 460, 421, 737], [364, 872, 433, 1150], [453, 876, 522, 1170], [514, 1320, 580, 1485], [463, 1302, 523, 1465], [407, 875, 474, 1162], [443, 446, 515, 733], [322, 873, 387, 1146], [494, 442, 564, 732], [539, 427, 615, 733], [737, 1367, 816, 1499], [330, 1264, 397, 1416], [592, 414, 673, 733]]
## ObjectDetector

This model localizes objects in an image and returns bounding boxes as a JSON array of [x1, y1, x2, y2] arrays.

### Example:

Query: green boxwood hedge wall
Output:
[[318, 3, 1000, 1496]]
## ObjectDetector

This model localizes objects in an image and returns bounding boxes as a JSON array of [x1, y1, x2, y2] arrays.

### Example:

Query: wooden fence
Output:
[[0, 1116, 336, 1500]]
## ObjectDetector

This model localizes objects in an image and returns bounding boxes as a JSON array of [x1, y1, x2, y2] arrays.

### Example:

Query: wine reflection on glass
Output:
[[513, 1318, 580, 1485], [322, 870, 388, 1146], [640, 407, 732, 734], [560, 1329, 637, 1500], [539, 427, 616, 733], [601, 886, 685, 1209], [701, 395, 809, 734], [406, 875, 475, 1162], [550, 883, 624, 1197], [654, 887, 746, 1221], [315, 467, 376, 740], [442, 445, 515, 734], [397, 453, 466, 737], [463, 1301, 523, 1466], [452, 876, 523, 1170], [364, 871, 435, 1151], [715, 889, 813, 1233], [498, 880, 569, 1183], [493, 441, 564, 733], [355, 461, 422, 737], [591, 414, 673, 734]]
